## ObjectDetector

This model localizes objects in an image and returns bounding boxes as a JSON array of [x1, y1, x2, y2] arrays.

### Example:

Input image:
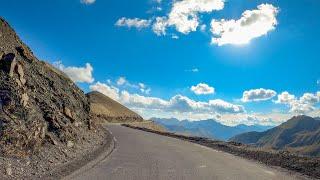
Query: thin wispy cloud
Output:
[[115, 18, 151, 29], [80, 0, 96, 5]]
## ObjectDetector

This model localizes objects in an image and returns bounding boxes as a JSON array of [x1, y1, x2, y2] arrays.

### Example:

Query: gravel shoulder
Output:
[[0, 125, 114, 179]]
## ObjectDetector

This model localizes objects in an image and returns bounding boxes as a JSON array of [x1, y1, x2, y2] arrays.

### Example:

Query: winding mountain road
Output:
[[70, 125, 306, 180]]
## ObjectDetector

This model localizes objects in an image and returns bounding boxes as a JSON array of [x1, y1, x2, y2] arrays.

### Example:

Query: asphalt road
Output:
[[71, 125, 306, 180]]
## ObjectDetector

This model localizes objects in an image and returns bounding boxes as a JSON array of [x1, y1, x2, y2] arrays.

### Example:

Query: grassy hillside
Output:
[[230, 115, 320, 156]]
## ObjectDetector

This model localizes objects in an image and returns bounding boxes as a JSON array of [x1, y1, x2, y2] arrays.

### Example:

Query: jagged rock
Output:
[[67, 141, 74, 148], [16, 63, 26, 85], [16, 46, 34, 62], [21, 93, 28, 107], [1, 53, 17, 77], [5, 165, 12, 176], [63, 107, 73, 120]]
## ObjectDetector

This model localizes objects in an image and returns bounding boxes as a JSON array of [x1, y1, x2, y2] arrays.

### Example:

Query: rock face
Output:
[[0, 18, 91, 157], [230, 115, 320, 156], [87, 91, 143, 123]]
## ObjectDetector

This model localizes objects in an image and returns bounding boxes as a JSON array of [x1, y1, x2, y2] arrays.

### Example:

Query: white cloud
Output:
[[139, 83, 151, 94], [275, 91, 296, 104], [191, 83, 215, 95], [172, 35, 179, 39], [113, 77, 151, 94], [211, 4, 279, 46], [186, 68, 199, 73], [54, 61, 94, 83], [152, 17, 168, 36], [81, 0, 96, 5], [167, 0, 225, 34], [299, 93, 319, 105], [90, 82, 244, 115], [117, 77, 127, 86], [241, 88, 277, 102], [200, 24, 207, 32], [90, 82, 120, 100], [115, 18, 151, 29], [275, 91, 320, 114]]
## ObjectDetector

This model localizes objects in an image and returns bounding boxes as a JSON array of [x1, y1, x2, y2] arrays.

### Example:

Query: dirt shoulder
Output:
[[123, 124, 320, 180], [0, 126, 115, 180]]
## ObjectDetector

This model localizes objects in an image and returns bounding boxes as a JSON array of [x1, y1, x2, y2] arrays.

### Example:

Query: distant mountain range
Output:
[[151, 118, 273, 141], [230, 115, 320, 156]]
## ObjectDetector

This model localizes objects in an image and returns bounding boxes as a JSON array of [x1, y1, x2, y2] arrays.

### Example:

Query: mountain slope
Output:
[[0, 17, 94, 157], [152, 118, 272, 141], [87, 91, 143, 123], [230, 115, 320, 156]]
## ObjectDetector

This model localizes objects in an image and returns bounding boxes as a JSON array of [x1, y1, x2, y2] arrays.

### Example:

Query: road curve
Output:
[[71, 125, 307, 180]]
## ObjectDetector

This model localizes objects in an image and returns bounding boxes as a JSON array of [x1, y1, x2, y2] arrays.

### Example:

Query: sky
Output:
[[1, 0, 320, 126]]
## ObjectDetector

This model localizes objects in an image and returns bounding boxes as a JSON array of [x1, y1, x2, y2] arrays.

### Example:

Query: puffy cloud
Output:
[[241, 88, 277, 102], [191, 83, 215, 95], [90, 82, 244, 115], [275, 91, 320, 114], [80, 0, 96, 5], [151, 0, 224, 35], [152, 17, 168, 36], [275, 91, 295, 104], [117, 77, 127, 86], [299, 93, 319, 105], [54, 61, 94, 83], [115, 18, 151, 29], [211, 4, 279, 46], [167, 0, 225, 34], [289, 101, 315, 114], [90, 82, 119, 100]]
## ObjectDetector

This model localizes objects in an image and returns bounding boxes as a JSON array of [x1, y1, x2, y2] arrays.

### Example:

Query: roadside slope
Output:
[[87, 91, 143, 123]]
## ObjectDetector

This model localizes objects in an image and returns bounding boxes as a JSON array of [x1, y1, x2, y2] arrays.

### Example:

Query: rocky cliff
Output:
[[0, 18, 92, 157]]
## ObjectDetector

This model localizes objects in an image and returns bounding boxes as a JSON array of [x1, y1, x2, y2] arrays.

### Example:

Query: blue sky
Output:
[[1, 0, 320, 125]]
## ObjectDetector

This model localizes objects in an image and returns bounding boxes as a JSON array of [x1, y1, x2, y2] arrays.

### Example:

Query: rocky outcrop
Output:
[[0, 18, 92, 157]]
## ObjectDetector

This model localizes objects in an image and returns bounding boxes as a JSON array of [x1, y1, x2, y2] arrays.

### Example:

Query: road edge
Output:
[[44, 126, 116, 180], [122, 124, 319, 180]]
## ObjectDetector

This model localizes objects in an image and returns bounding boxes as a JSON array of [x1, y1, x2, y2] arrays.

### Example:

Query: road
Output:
[[71, 125, 306, 180]]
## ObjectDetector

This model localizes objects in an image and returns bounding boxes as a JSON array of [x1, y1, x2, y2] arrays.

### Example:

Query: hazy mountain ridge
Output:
[[230, 115, 320, 156], [151, 118, 273, 141]]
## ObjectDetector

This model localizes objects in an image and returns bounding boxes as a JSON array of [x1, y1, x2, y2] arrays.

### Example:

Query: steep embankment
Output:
[[0, 17, 109, 179], [230, 115, 320, 156], [87, 91, 143, 123]]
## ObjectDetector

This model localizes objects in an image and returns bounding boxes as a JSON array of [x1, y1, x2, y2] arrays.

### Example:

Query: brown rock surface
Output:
[[0, 17, 92, 157]]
